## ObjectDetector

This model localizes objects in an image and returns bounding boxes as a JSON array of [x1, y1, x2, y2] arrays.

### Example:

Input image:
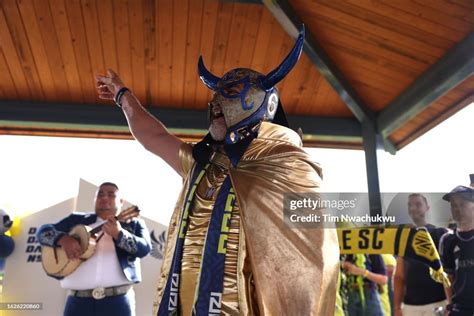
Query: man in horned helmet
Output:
[[96, 26, 339, 315]]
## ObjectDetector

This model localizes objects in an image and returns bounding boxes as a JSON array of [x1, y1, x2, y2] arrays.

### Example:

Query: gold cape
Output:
[[153, 122, 340, 315]]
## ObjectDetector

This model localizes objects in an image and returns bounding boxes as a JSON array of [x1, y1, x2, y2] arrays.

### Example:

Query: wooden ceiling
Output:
[[0, 0, 473, 150]]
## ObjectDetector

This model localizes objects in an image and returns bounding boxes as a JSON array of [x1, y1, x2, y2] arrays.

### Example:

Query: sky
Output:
[[0, 104, 472, 225]]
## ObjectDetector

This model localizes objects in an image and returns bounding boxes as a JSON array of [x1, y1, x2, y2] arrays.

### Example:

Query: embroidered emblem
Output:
[[117, 230, 138, 254]]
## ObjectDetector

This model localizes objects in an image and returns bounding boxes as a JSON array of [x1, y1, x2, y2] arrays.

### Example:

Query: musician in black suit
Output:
[[37, 182, 151, 316]]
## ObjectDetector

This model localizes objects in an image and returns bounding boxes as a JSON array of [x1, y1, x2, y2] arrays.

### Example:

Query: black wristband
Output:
[[114, 87, 130, 107]]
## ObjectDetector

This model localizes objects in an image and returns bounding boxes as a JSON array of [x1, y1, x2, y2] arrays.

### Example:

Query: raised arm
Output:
[[96, 69, 185, 175]]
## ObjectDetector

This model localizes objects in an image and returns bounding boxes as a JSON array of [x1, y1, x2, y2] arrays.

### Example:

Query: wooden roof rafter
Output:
[[0, 0, 472, 152]]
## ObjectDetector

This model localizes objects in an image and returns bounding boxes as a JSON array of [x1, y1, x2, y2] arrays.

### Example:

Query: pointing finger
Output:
[[107, 69, 118, 79], [96, 75, 112, 84]]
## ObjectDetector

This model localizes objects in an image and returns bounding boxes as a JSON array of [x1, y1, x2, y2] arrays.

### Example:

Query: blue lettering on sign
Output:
[[25, 227, 41, 263], [27, 255, 42, 263], [26, 245, 41, 253]]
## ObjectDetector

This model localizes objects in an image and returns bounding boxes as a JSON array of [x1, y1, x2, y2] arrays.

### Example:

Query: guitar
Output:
[[41, 205, 140, 278]]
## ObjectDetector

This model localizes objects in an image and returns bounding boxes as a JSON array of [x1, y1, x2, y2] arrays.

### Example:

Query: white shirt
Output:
[[60, 219, 131, 290]]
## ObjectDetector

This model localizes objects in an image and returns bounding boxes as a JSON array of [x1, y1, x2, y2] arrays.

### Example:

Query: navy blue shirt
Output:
[[440, 229, 474, 312], [404, 225, 448, 305]]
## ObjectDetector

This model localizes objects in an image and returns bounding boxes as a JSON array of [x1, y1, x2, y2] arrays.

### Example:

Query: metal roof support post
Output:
[[362, 121, 383, 218]]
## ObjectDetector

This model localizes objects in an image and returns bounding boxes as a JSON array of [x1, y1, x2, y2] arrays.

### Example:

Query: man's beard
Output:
[[209, 116, 227, 141]]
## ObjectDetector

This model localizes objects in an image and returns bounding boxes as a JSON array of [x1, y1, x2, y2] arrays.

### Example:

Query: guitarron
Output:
[[41, 205, 140, 277]]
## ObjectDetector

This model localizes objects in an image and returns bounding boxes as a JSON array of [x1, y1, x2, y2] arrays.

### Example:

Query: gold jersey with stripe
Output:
[[154, 122, 339, 316]]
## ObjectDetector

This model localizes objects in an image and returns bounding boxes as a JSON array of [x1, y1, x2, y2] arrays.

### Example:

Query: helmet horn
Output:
[[260, 25, 305, 90], [198, 56, 220, 91]]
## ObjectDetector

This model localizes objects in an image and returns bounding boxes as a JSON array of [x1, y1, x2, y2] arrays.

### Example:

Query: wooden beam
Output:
[[262, 0, 375, 124], [0, 100, 361, 144], [378, 32, 474, 138]]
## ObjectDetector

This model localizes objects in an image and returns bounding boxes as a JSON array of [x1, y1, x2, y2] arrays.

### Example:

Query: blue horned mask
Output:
[[198, 26, 305, 144]]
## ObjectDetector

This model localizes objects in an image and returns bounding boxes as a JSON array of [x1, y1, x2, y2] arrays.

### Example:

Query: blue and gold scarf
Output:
[[158, 163, 236, 315]]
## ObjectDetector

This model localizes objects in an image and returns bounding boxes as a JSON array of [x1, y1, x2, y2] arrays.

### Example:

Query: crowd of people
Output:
[[336, 176, 474, 316], [36, 177, 473, 316]]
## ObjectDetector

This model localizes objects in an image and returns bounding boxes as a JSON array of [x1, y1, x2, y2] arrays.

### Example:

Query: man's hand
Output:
[[103, 217, 122, 240], [94, 69, 184, 175], [342, 261, 366, 276], [394, 306, 403, 316], [95, 69, 125, 100], [57, 235, 82, 260]]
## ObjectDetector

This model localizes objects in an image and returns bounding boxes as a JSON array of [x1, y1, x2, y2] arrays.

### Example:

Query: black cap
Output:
[[443, 185, 474, 202]]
